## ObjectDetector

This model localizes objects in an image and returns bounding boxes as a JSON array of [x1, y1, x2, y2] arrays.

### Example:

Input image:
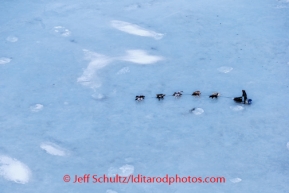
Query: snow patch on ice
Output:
[[6, 36, 18, 42], [108, 164, 134, 177], [218, 66, 233, 73], [120, 50, 163, 64], [117, 67, 130, 75], [106, 190, 118, 193], [40, 143, 67, 156], [91, 93, 105, 100], [111, 20, 164, 40], [230, 105, 244, 111], [107, 167, 118, 177], [119, 164, 134, 176], [0, 57, 11, 65], [30, 104, 43, 112], [77, 49, 112, 88], [0, 156, 32, 184], [230, 178, 242, 183], [78, 49, 163, 88], [53, 26, 71, 37], [193, 108, 204, 115]]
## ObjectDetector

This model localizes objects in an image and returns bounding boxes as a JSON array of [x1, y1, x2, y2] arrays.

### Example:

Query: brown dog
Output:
[[192, 91, 201, 96]]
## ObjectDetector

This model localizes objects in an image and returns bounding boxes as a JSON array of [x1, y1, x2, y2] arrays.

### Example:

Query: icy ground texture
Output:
[[0, 0, 289, 192]]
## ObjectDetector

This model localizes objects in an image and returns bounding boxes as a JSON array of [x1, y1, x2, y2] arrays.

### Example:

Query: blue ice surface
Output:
[[1, 0, 289, 192]]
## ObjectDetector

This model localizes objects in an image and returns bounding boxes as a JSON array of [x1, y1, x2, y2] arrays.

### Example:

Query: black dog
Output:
[[209, 92, 219, 99], [135, 95, 145, 101], [173, 91, 183, 97], [156, 94, 165, 100]]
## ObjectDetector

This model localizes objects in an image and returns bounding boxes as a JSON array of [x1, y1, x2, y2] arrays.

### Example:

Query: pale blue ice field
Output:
[[1, 0, 289, 192]]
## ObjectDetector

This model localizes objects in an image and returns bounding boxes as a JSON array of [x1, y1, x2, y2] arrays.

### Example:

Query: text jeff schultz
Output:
[[72, 174, 226, 185]]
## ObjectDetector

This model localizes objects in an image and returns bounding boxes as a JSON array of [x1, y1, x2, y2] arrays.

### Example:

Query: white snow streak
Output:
[[0, 57, 11, 65], [78, 19, 164, 89], [117, 67, 130, 75], [193, 108, 204, 115], [53, 26, 71, 37], [111, 20, 164, 40], [78, 49, 163, 88], [218, 66, 233, 73], [108, 164, 134, 177], [106, 190, 118, 193], [40, 143, 67, 156], [0, 156, 32, 184], [120, 50, 163, 64], [91, 93, 105, 100], [230, 105, 244, 111], [77, 49, 112, 88], [119, 164, 134, 176], [230, 178, 242, 183], [6, 36, 18, 42], [30, 104, 44, 112]]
